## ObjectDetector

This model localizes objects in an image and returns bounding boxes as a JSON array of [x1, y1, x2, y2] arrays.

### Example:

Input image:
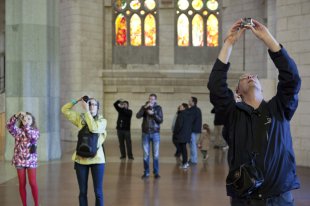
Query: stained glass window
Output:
[[145, 14, 156, 46], [192, 14, 203, 46], [207, 14, 218, 47], [115, 14, 127, 46], [130, 14, 141, 46], [176, 0, 219, 47], [177, 14, 189, 46], [114, 0, 158, 46]]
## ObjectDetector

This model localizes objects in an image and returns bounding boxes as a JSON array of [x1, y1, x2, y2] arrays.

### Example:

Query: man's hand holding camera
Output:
[[220, 18, 280, 64], [246, 19, 280, 52], [144, 101, 155, 115], [223, 19, 246, 46], [118, 99, 125, 108]]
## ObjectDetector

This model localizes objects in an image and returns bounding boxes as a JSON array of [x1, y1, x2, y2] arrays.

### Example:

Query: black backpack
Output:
[[76, 124, 99, 158]]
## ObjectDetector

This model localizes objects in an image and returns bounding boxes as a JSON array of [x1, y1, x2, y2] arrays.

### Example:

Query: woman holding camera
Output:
[[61, 96, 107, 206], [6, 111, 40, 206]]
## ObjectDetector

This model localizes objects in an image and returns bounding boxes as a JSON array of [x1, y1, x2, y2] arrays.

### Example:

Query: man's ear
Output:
[[235, 84, 242, 99], [235, 84, 240, 95]]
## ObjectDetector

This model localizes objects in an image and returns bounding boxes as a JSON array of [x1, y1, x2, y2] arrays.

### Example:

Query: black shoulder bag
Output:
[[226, 103, 271, 198], [226, 152, 264, 198], [76, 124, 99, 158]]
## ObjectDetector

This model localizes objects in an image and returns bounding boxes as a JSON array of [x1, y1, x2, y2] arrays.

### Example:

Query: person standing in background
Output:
[[188, 96, 202, 165], [113, 99, 134, 160], [171, 105, 181, 160], [136, 93, 163, 179], [173, 103, 192, 169], [198, 123, 211, 161]]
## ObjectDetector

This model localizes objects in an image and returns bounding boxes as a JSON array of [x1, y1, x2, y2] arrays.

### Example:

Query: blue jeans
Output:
[[142, 132, 160, 175], [231, 191, 294, 206], [74, 162, 105, 206], [189, 133, 200, 164]]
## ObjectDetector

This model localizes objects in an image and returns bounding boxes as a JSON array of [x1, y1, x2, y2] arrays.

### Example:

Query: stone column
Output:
[[60, 0, 104, 141], [5, 0, 61, 161]]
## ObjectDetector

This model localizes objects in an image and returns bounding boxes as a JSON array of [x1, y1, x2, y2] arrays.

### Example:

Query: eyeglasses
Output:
[[239, 74, 258, 81]]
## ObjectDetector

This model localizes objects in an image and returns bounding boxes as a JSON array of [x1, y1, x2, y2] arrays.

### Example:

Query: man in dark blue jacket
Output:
[[188, 96, 202, 165], [208, 19, 301, 205]]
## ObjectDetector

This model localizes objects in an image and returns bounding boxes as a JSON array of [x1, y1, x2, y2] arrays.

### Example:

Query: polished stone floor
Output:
[[0, 134, 309, 206]]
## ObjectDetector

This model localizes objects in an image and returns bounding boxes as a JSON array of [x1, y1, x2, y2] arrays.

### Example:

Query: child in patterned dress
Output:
[[6, 111, 40, 206]]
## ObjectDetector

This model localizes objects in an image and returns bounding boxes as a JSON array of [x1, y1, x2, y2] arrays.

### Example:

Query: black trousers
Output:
[[177, 142, 188, 165], [117, 130, 133, 158]]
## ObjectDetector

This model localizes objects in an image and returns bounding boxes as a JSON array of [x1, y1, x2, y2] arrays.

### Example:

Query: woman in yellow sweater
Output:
[[61, 96, 107, 206]]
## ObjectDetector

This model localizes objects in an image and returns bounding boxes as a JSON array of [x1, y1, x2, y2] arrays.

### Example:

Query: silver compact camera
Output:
[[241, 18, 254, 28]]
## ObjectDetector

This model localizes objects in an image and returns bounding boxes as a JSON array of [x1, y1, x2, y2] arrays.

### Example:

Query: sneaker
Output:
[[180, 163, 189, 169], [120, 156, 126, 160], [154, 174, 161, 179], [221, 146, 229, 150], [141, 174, 150, 179], [129, 157, 134, 160]]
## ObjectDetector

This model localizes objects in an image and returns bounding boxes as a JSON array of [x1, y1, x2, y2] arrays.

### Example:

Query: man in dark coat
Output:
[[173, 103, 192, 169], [114, 99, 134, 160], [188, 96, 202, 164]]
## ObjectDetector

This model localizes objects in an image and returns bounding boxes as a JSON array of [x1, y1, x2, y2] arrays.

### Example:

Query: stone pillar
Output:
[[5, 0, 61, 161], [60, 0, 104, 141]]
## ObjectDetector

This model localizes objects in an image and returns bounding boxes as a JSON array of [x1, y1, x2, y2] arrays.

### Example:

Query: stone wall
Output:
[[274, 0, 310, 167]]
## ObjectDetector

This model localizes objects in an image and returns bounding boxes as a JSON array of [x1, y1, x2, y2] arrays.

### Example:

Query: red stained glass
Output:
[[115, 14, 127, 46]]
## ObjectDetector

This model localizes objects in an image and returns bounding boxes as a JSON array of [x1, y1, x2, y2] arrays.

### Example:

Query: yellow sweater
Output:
[[61, 102, 107, 165]]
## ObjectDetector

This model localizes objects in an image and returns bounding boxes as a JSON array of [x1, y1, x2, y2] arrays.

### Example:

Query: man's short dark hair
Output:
[[191, 96, 198, 105], [123, 100, 129, 106], [150, 93, 157, 99]]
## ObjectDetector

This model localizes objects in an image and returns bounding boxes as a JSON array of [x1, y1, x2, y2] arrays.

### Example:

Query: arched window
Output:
[[176, 0, 219, 47], [175, 0, 221, 64], [114, 0, 157, 47], [113, 0, 158, 64]]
